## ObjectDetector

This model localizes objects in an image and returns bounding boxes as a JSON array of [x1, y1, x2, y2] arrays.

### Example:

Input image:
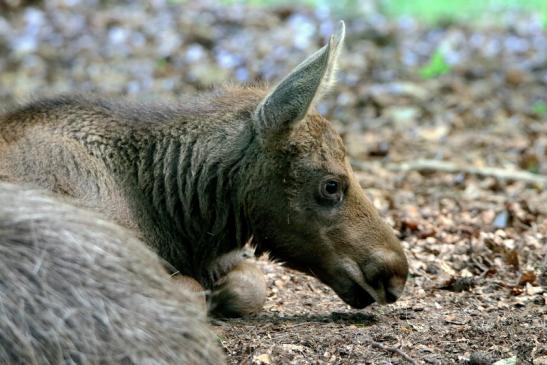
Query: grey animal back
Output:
[[0, 182, 225, 365]]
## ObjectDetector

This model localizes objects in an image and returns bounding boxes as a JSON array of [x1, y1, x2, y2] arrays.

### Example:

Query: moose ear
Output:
[[254, 21, 345, 143]]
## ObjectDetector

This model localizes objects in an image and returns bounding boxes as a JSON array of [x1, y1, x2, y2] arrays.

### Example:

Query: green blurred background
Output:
[[219, 0, 547, 25]]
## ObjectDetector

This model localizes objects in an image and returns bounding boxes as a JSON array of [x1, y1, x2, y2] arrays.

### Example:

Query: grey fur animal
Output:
[[0, 182, 225, 365], [0, 21, 408, 315]]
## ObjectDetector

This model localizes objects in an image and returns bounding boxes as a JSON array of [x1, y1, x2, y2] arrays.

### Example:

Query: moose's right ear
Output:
[[254, 21, 345, 144]]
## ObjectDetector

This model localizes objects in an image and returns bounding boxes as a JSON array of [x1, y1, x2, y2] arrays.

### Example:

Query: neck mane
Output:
[[117, 90, 264, 284]]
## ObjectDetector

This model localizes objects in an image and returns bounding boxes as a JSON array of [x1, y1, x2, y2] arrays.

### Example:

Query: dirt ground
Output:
[[1, 1, 546, 364]]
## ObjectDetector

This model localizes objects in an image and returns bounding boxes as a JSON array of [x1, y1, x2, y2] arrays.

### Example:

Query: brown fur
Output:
[[171, 275, 209, 312], [0, 182, 225, 364], [211, 260, 267, 318], [0, 21, 408, 314]]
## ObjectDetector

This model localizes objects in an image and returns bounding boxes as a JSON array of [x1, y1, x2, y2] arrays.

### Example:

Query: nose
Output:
[[372, 274, 406, 304], [369, 248, 409, 304], [385, 285, 399, 303]]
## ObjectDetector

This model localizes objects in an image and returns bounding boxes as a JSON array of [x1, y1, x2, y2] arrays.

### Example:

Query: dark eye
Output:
[[324, 180, 339, 195], [318, 178, 344, 205]]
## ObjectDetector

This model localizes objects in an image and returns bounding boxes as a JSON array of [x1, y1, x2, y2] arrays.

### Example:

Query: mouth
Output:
[[293, 264, 378, 308], [278, 255, 404, 308]]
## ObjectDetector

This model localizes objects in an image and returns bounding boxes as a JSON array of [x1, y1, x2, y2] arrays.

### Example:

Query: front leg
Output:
[[210, 260, 267, 318], [171, 274, 208, 312]]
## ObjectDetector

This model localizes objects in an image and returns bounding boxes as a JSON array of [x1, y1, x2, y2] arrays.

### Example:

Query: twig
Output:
[[351, 159, 547, 187], [368, 339, 418, 365]]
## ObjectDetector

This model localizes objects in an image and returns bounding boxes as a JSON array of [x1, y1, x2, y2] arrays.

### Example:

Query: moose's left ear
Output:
[[254, 21, 345, 143]]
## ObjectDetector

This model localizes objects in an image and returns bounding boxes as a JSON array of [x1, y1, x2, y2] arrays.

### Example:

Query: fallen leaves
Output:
[[492, 356, 519, 365], [252, 353, 271, 364], [484, 234, 520, 270], [444, 314, 469, 325], [518, 271, 537, 286], [439, 276, 477, 293]]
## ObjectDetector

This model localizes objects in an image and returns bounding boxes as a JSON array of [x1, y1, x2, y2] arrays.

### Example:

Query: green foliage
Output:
[[419, 49, 451, 79], [220, 0, 316, 6], [222, 0, 547, 26], [155, 58, 168, 71], [381, 0, 547, 26], [532, 100, 546, 116]]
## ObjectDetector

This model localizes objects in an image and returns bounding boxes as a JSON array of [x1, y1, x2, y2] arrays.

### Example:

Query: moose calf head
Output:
[[248, 21, 408, 308]]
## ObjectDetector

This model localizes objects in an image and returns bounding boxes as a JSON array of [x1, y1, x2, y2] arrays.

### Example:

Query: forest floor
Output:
[[1, 1, 546, 364]]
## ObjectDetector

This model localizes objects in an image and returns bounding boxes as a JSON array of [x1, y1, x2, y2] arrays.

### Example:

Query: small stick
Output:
[[368, 339, 418, 365], [351, 159, 547, 187]]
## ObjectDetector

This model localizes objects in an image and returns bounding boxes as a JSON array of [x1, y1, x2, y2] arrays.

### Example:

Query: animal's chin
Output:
[[336, 281, 376, 309], [268, 254, 377, 308]]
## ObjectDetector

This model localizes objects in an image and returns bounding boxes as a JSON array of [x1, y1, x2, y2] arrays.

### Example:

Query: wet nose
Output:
[[361, 246, 408, 304], [376, 275, 406, 304], [366, 266, 407, 304], [385, 285, 399, 303], [389, 263, 408, 297], [371, 249, 409, 304]]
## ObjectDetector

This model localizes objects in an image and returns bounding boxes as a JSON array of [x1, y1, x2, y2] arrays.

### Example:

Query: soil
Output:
[[1, 1, 545, 364]]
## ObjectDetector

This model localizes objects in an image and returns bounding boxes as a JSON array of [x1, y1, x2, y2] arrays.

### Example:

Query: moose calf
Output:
[[0, 182, 225, 364], [0, 21, 408, 317]]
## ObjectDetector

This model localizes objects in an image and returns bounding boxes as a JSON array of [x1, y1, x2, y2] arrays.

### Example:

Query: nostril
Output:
[[362, 256, 407, 304], [384, 275, 406, 303], [385, 288, 398, 303]]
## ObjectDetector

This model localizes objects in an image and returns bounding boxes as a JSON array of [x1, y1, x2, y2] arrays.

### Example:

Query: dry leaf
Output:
[[439, 276, 476, 292], [518, 271, 537, 286], [504, 250, 520, 270], [492, 355, 518, 365], [253, 353, 272, 364], [525, 283, 544, 296]]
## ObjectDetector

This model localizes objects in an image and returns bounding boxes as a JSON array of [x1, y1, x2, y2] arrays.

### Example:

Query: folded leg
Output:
[[210, 260, 267, 318]]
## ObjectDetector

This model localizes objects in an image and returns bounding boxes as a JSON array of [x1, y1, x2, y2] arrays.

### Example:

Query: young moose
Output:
[[0, 21, 408, 316]]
